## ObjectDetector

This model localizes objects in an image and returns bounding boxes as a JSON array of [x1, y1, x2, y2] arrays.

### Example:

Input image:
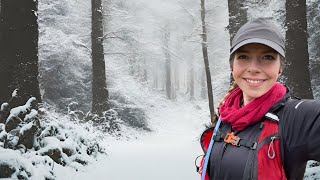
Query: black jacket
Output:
[[279, 98, 320, 179]]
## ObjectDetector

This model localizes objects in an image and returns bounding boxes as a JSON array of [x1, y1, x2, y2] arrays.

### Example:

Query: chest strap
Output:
[[213, 129, 259, 150]]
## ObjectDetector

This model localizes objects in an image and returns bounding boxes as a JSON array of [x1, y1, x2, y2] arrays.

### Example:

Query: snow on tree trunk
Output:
[[91, 0, 109, 115], [285, 0, 314, 99]]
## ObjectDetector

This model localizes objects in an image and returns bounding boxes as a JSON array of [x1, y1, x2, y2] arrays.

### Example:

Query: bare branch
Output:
[[71, 40, 92, 56]]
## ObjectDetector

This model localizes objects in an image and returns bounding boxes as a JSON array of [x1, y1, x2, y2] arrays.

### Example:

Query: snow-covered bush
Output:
[[66, 96, 149, 134], [83, 109, 122, 135], [109, 92, 149, 131], [0, 97, 104, 179], [66, 101, 122, 135]]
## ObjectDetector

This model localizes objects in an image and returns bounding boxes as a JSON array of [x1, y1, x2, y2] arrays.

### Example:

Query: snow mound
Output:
[[0, 98, 104, 179]]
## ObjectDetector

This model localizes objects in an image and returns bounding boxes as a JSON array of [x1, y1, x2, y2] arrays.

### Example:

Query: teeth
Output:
[[247, 79, 262, 84]]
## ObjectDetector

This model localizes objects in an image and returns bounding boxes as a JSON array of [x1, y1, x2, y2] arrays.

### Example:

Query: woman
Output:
[[199, 18, 320, 180]]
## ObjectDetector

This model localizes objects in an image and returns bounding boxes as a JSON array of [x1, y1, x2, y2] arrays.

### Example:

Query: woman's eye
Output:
[[262, 55, 275, 60], [237, 55, 248, 59]]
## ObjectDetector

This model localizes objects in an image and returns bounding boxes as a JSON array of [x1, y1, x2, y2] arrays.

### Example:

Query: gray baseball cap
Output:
[[230, 18, 285, 57]]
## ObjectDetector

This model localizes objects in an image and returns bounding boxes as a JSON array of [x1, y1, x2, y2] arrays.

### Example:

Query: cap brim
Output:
[[230, 38, 285, 57]]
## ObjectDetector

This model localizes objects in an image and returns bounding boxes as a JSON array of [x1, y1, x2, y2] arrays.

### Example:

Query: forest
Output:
[[0, 0, 319, 179]]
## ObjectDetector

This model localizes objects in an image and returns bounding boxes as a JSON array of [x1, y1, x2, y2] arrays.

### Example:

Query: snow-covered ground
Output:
[[54, 97, 210, 180]]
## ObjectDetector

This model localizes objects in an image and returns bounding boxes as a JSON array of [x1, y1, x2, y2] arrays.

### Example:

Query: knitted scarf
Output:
[[219, 82, 287, 131]]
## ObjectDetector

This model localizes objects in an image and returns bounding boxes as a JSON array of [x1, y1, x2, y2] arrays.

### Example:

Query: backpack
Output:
[[196, 99, 290, 180]]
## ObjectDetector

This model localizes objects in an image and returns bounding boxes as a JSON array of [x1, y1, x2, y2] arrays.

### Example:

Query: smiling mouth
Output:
[[245, 78, 265, 85]]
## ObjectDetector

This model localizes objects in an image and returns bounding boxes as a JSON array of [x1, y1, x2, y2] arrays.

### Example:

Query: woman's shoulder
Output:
[[280, 98, 320, 165], [283, 98, 320, 112], [279, 98, 320, 124]]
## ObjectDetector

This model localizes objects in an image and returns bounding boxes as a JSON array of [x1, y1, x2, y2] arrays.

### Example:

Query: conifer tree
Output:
[[0, 0, 41, 107]]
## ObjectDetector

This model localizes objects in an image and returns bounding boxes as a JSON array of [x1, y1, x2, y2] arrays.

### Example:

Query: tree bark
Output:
[[200, 0, 214, 121], [162, 25, 173, 100], [0, 0, 41, 106], [91, 0, 109, 114], [285, 0, 313, 98]]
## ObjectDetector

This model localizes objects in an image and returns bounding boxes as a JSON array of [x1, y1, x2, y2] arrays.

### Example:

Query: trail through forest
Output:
[[55, 100, 209, 180]]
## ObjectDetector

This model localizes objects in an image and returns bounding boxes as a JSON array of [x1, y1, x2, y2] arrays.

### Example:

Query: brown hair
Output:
[[211, 81, 238, 124]]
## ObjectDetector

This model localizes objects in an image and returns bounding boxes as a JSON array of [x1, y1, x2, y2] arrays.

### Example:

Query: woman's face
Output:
[[232, 43, 282, 105]]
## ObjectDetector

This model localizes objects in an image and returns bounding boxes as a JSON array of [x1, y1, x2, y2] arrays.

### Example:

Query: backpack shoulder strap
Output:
[[264, 96, 295, 167], [265, 112, 280, 122]]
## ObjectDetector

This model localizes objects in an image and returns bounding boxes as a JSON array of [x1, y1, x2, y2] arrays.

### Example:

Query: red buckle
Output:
[[224, 132, 240, 146]]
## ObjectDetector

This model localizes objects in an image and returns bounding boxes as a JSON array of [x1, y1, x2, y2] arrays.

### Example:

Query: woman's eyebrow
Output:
[[262, 50, 278, 54], [235, 49, 249, 53]]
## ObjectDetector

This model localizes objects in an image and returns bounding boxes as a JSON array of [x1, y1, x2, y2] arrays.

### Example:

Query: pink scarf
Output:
[[219, 83, 287, 131]]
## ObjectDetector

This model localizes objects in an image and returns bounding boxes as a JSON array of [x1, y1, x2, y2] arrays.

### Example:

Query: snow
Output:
[[0, 149, 34, 178], [54, 98, 210, 180], [0, 103, 105, 179], [24, 109, 38, 121], [1, 103, 8, 111], [10, 97, 36, 117], [19, 122, 34, 135], [12, 89, 18, 97]]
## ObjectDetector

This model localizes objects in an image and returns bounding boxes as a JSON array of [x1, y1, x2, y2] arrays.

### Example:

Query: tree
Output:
[[285, 0, 313, 99], [0, 0, 41, 107], [200, 0, 214, 121], [91, 0, 109, 114], [162, 24, 173, 100]]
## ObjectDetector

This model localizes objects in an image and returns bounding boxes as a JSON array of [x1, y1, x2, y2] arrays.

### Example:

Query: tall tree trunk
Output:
[[0, 0, 41, 107], [200, 0, 214, 121], [163, 25, 173, 100], [91, 0, 109, 114], [285, 0, 313, 99]]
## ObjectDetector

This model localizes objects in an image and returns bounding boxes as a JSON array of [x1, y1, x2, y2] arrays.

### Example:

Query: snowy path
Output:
[[56, 100, 209, 180]]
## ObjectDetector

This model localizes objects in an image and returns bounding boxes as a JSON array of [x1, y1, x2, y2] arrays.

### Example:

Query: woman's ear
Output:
[[278, 69, 283, 77]]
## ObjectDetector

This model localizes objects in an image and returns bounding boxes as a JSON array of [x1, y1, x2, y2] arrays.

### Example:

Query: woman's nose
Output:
[[247, 58, 261, 73]]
